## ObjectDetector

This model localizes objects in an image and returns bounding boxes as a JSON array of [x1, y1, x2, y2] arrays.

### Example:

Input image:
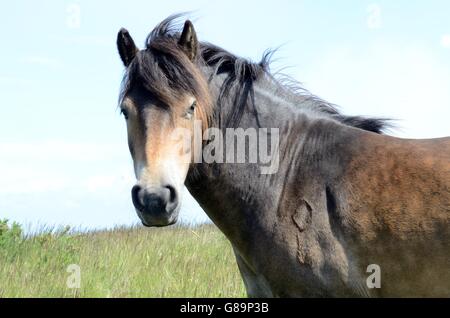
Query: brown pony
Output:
[[116, 15, 449, 297]]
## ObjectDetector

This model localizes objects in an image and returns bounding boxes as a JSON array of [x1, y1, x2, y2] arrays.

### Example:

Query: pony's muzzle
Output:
[[131, 184, 179, 227]]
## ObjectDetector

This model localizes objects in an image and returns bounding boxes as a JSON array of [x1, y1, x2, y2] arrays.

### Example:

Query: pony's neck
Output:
[[185, 68, 338, 252], [202, 65, 336, 131]]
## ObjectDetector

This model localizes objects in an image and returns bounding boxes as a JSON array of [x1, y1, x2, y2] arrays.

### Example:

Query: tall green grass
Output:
[[0, 220, 246, 297]]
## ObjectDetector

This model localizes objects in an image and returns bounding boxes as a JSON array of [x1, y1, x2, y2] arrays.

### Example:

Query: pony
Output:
[[116, 15, 449, 297]]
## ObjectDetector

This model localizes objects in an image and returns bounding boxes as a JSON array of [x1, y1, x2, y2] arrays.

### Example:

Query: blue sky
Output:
[[0, 1, 449, 232]]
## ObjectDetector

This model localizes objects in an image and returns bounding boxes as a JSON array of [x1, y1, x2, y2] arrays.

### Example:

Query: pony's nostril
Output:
[[165, 185, 178, 204], [131, 185, 144, 211]]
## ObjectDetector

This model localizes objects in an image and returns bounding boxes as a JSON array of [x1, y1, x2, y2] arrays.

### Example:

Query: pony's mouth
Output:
[[141, 218, 177, 228], [138, 204, 180, 227]]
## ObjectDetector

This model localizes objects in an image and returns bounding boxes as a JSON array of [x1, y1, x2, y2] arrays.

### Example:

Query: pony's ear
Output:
[[178, 20, 198, 61], [117, 28, 138, 67]]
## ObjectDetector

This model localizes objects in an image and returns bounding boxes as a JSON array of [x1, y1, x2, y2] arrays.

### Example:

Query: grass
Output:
[[0, 220, 246, 297]]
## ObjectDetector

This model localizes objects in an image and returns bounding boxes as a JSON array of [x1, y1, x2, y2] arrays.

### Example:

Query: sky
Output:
[[0, 1, 449, 232]]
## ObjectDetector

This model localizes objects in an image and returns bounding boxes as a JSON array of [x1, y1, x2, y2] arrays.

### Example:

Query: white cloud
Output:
[[0, 140, 124, 162], [0, 166, 69, 194], [86, 175, 118, 193], [0, 141, 130, 195], [300, 41, 450, 139], [441, 35, 450, 48], [367, 4, 382, 30], [20, 56, 63, 68], [0, 76, 33, 86], [56, 35, 110, 47]]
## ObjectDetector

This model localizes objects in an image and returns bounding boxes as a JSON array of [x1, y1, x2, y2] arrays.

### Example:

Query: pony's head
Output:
[[117, 18, 211, 227]]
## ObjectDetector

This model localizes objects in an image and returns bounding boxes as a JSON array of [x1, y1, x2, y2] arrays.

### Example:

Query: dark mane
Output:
[[120, 14, 390, 134], [119, 14, 211, 125]]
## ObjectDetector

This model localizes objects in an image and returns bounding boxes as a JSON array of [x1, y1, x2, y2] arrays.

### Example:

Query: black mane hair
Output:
[[120, 14, 391, 133]]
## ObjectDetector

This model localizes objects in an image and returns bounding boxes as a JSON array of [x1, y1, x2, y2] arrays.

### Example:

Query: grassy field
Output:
[[0, 220, 246, 297]]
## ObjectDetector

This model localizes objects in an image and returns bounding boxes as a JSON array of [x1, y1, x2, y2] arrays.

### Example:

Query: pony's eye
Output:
[[185, 101, 196, 118], [121, 108, 129, 120], [189, 101, 197, 112]]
